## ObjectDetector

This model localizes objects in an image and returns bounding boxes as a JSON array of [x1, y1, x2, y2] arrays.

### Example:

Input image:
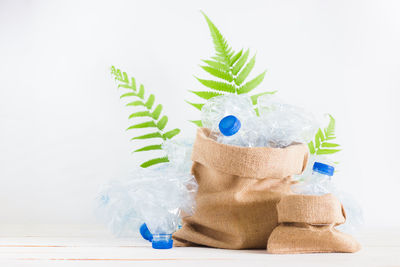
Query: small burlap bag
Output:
[[267, 194, 361, 253], [172, 128, 309, 249]]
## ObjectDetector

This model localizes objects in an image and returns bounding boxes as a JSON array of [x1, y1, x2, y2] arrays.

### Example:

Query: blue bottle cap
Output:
[[219, 115, 241, 136], [313, 162, 335, 176], [139, 223, 153, 242], [152, 235, 173, 249]]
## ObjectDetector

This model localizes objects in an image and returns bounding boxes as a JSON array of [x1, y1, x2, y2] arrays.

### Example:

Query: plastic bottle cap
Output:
[[219, 115, 241, 136], [313, 162, 335, 176], [152, 234, 173, 249], [139, 223, 153, 242]]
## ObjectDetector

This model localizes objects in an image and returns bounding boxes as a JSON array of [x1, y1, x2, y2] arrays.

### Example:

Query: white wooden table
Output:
[[0, 225, 399, 267]]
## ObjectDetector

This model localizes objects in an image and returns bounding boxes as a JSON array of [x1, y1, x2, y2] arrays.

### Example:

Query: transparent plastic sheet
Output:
[[258, 94, 320, 148], [96, 164, 197, 238], [162, 137, 194, 174]]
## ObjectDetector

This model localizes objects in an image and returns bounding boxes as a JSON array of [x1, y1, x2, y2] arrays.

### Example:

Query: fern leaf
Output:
[[131, 132, 163, 140], [316, 149, 341, 155], [163, 128, 181, 139], [250, 91, 276, 105], [232, 50, 249, 75], [235, 55, 256, 86], [200, 66, 233, 82], [195, 77, 236, 93], [140, 157, 169, 168], [190, 120, 203, 127], [134, 144, 163, 152], [111, 66, 181, 168], [325, 114, 336, 138], [130, 77, 137, 91], [308, 115, 340, 156], [202, 59, 229, 72], [201, 11, 232, 66], [308, 141, 316, 154], [321, 142, 340, 148], [137, 85, 145, 99], [238, 71, 266, 94], [122, 72, 129, 83], [315, 129, 324, 148], [128, 111, 151, 119], [126, 121, 156, 130], [190, 91, 224, 100], [230, 49, 243, 66], [120, 92, 136, 98], [186, 101, 204, 111], [118, 83, 134, 90], [145, 94, 155, 109], [157, 116, 168, 130], [151, 104, 163, 120], [126, 100, 145, 107]]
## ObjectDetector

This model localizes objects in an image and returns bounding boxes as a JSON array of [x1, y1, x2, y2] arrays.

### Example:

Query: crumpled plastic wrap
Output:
[[97, 164, 197, 237], [258, 94, 319, 148], [162, 137, 194, 174], [200, 94, 319, 148]]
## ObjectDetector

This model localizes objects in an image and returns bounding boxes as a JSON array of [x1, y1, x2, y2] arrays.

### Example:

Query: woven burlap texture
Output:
[[267, 194, 361, 253], [173, 128, 309, 249]]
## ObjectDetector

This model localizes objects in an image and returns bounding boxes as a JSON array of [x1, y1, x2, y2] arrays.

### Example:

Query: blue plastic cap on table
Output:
[[139, 223, 153, 242]]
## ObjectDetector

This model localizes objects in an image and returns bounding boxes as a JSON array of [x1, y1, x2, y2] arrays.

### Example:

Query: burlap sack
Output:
[[172, 128, 309, 249], [267, 194, 361, 253]]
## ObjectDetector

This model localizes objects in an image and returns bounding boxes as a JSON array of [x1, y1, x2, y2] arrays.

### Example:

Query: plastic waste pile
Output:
[[201, 94, 363, 234], [97, 158, 197, 249], [98, 93, 362, 248], [201, 94, 319, 147]]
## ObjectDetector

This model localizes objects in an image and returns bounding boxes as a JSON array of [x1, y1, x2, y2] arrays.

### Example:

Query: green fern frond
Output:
[[134, 144, 163, 152], [235, 55, 256, 86], [140, 157, 169, 168], [238, 71, 266, 94], [187, 12, 274, 126], [308, 114, 341, 155], [250, 91, 276, 105], [131, 132, 163, 140], [195, 77, 236, 93], [163, 128, 181, 139], [232, 50, 249, 75], [190, 91, 224, 100], [200, 66, 233, 82], [110, 66, 181, 168], [190, 120, 203, 127], [201, 11, 232, 66], [186, 101, 204, 111]]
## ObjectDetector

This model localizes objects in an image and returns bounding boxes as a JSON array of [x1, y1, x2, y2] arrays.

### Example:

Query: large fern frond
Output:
[[110, 66, 180, 168], [308, 114, 341, 155], [187, 12, 275, 126]]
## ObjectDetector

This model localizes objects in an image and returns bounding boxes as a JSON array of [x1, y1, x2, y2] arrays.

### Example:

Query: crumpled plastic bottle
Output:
[[258, 94, 319, 148], [201, 95, 263, 147], [201, 94, 319, 148], [97, 164, 198, 249]]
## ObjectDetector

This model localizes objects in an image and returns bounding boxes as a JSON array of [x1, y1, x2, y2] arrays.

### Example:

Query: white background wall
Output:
[[0, 0, 399, 229]]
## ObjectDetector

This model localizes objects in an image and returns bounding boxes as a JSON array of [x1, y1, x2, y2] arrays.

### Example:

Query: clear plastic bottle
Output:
[[293, 162, 335, 195], [216, 115, 263, 147], [201, 95, 262, 147]]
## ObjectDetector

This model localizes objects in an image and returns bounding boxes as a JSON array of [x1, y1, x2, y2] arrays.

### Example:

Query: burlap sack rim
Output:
[[191, 128, 309, 179], [277, 194, 346, 225]]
